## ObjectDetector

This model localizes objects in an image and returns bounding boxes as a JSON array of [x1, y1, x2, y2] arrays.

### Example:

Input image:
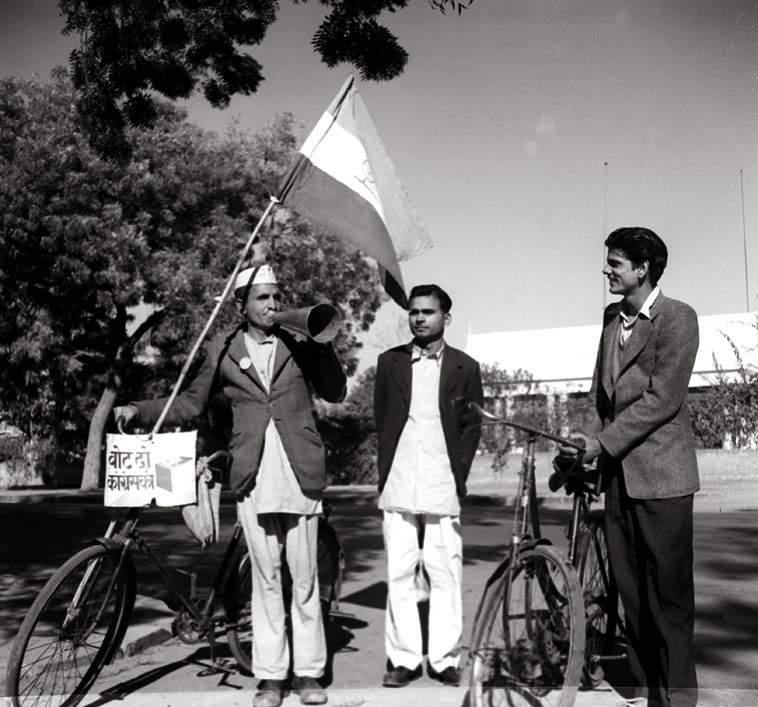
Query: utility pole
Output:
[[602, 161, 609, 309], [741, 168, 750, 311]]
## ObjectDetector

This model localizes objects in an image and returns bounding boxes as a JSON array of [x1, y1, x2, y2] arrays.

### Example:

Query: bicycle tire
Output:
[[225, 551, 253, 675], [6, 544, 133, 707], [578, 515, 620, 688], [469, 544, 585, 707]]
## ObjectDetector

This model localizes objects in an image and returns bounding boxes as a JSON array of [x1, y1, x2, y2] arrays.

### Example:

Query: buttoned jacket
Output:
[[374, 343, 484, 498], [135, 325, 346, 495], [593, 293, 700, 499]]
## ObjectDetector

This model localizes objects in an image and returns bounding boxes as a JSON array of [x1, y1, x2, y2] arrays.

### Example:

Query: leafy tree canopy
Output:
[[0, 70, 383, 484], [59, 0, 474, 159]]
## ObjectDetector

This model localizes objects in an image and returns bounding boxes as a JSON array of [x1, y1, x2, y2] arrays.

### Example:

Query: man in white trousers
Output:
[[115, 264, 346, 707], [373, 283, 483, 688]]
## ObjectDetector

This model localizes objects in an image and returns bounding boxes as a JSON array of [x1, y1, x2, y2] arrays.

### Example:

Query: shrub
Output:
[[318, 412, 377, 486], [0, 434, 24, 463], [689, 376, 758, 449]]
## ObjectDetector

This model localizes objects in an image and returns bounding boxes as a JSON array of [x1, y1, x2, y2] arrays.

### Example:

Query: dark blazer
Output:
[[135, 325, 346, 495], [374, 342, 484, 498], [593, 293, 700, 499]]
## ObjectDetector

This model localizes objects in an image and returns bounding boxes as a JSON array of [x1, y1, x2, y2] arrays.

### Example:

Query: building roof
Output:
[[465, 311, 758, 393]]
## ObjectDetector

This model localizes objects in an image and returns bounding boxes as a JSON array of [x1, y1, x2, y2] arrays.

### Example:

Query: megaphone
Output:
[[271, 303, 342, 343]]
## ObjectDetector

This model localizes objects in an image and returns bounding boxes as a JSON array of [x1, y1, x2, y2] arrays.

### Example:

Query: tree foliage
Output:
[[689, 320, 758, 448], [317, 365, 378, 486], [479, 363, 548, 451], [0, 70, 383, 486], [59, 0, 475, 159]]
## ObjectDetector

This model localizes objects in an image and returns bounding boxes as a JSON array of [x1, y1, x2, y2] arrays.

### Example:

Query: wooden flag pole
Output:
[[150, 197, 279, 437]]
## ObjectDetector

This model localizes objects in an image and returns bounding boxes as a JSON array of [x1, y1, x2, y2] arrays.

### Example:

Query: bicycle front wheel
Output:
[[469, 544, 585, 707], [6, 544, 133, 707], [579, 515, 620, 687]]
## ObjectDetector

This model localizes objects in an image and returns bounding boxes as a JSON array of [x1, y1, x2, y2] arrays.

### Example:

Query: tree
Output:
[[59, 0, 475, 159], [0, 70, 383, 489], [317, 365, 378, 485], [689, 318, 758, 448]]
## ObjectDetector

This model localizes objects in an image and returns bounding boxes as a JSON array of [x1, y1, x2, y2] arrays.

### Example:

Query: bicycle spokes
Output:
[[10, 548, 127, 707], [471, 547, 584, 707]]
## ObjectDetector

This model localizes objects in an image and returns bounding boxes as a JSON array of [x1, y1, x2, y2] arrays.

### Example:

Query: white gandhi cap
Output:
[[234, 264, 277, 291], [214, 264, 278, 303]]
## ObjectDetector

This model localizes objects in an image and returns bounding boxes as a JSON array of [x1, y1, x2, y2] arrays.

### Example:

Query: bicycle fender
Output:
[[468, 556, 512, 655], [90, 536, 128, 552], [105, 560, 137, 665], [88, 540, 138, 665]]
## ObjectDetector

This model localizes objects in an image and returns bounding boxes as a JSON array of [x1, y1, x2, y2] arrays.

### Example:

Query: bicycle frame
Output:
[[467, 403, 587, 630], [473, 405, 586, 545], [566, 473, 601, 568], [94, 503, 247, 665]]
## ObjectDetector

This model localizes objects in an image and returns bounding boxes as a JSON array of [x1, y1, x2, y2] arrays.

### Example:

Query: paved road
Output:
[[2, 491, 758, 706]]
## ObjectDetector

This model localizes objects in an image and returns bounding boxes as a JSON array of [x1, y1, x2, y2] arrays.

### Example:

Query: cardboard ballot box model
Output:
[[155, 456, 194, 493]]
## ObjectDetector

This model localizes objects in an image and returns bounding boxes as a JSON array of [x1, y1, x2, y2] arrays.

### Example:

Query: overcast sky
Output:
[[2, 0, 756, 360]]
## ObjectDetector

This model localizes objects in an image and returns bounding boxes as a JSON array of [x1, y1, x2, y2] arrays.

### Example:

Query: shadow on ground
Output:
[[2, 498, 758, 693]]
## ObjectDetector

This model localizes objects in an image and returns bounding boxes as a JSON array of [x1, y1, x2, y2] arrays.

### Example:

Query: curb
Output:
[[0, 486, 572, 507], [117, 595, 177, 660]]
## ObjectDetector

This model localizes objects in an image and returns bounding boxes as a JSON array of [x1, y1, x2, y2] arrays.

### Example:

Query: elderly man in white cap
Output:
[[115, 264, 346, 707]]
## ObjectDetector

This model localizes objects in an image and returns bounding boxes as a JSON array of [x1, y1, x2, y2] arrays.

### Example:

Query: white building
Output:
[[465, 311, 758, 395]]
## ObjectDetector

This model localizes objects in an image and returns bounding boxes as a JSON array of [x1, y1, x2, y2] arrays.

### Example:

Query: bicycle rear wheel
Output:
[[6, 544, 133, 707], [225, 551, 253, 675], [578, 515, 621, 687], [469, 544, 585, 707]]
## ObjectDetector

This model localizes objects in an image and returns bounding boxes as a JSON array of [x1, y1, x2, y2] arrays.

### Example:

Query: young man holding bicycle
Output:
[[115, 264, 346, 707], [561, 228, 699, 707], [374, 283, 483, 689]]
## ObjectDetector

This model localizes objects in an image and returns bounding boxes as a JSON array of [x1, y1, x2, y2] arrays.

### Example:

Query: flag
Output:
[[276, 76, 432, 308]]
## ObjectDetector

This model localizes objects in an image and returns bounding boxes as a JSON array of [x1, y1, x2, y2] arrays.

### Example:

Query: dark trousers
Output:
[[605, 470, 698, 707]]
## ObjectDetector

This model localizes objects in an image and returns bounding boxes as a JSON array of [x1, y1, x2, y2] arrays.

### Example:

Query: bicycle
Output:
[[5, 450, 345, 707], [548, 445, 627, 689], [467, 402, 587, 707]]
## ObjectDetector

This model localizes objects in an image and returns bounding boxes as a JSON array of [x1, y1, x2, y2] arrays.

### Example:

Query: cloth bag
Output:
[[181, 456, 221, 547]]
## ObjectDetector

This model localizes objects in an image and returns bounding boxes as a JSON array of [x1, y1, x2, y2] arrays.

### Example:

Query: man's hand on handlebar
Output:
[[113, 404, 139, 429], [558, 432, 602, 464]]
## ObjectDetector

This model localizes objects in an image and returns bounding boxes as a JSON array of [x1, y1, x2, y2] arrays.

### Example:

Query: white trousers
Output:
[[237, 501, 326, 680], [383, 510, 463, 672]]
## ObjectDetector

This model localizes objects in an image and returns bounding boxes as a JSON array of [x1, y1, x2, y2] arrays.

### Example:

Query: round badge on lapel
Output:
[[239, 357, 252, 371]]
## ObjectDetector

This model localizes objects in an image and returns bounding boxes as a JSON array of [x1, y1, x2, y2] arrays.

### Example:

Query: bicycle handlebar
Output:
[[467, 402, 587, 452]]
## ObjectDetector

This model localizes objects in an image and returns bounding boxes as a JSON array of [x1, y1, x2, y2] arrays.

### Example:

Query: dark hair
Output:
[[408, 284, 452, 314], [605, 227, 668, 285]]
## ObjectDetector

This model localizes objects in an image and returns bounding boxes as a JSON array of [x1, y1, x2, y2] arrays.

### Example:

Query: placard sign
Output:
[[104, 431, 197, 507]]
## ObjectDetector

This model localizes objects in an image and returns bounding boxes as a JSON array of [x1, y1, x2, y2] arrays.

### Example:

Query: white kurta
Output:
[[237, 332, 324, 680], [378, 343, 463, 673], [379, 346, 459, 516]]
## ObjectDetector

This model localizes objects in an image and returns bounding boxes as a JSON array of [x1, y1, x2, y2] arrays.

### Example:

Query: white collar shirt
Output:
[[379, 341, 459, 516], [619, 286, 660, 349]]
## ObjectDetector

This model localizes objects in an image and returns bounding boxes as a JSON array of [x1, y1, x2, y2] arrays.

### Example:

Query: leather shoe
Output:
[[382, 664, 422, 688], [292, 675, 328, 705], [428, 664, 461, 687], [253, 679, 288, 707]]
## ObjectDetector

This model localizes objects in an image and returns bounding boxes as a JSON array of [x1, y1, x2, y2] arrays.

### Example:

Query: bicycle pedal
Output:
[[328, 609, 356, 620], [175, 569, 199, 597]]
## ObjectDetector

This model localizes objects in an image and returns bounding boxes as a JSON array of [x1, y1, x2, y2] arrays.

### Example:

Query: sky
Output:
[[1, 0, 757, 366]]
